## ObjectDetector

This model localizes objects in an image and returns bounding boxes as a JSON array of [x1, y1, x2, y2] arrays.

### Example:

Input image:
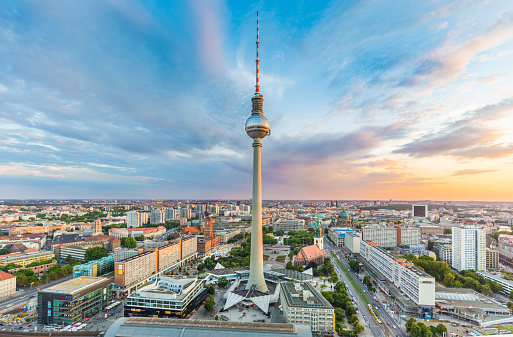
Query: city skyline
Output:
[[1, 1, 513, 201]]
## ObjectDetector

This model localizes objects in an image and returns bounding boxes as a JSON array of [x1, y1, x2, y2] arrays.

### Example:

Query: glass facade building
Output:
[[38, 276, 112, 325]]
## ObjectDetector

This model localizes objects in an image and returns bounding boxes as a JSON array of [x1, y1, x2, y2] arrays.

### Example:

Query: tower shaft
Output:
[[246, 138, 268, 292]]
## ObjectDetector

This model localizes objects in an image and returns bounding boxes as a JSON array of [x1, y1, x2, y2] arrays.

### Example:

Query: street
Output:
[[323, 239, 407, 337], [0, 275, 73, 315]]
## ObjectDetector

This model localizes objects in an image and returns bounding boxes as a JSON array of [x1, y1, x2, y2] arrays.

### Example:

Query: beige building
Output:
[[486, 248, 499, 271], [115, 251, 157, 291], [280, 281, 334, 333], [0, 271, 16, 299], [180, 236, 197, 260]]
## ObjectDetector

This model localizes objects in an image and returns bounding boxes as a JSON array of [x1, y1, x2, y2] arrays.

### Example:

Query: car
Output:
[[387, 322, 390, 326], [28, 325, 32, 327]]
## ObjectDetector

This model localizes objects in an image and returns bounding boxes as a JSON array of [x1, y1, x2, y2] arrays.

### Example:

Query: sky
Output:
[[0, 0, 513, 201]]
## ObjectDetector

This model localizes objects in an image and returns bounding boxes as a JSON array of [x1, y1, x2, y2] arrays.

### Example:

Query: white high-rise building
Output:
[[126, 211, 140, 228], [452, 226, 486, 272], [165, 208, 177, 220], [150, 209, 164, 225]]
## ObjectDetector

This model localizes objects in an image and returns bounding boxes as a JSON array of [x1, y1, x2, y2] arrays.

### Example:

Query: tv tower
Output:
[[245, 11, 270, 292]]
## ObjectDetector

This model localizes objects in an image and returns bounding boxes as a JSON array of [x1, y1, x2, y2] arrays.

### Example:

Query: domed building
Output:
[[336, 209, 352, 227]]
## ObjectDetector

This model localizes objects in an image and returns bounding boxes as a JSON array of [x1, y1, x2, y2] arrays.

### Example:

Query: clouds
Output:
[[0, 1, 512, 200], [395, 97, 513, 158]]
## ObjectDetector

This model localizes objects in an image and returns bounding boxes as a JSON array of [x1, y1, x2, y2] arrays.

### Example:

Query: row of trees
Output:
[[322, 281, 364, 335], [84, 246, 109, 262], [17, 263, 74, 286], [404, 254, 503, 295], [348, 260, 360, 273], [406, 317, 447, 337]]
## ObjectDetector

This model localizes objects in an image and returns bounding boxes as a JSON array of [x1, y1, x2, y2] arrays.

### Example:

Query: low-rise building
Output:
[[328, 228, 353, 247], [73, 256, 114, 277], [273, 219, 305, 232], [124, 276, 207, 318], [280, 281, 334, 333], [37, 276, 112, 325], [418, 225, 443, 236], [362, 226, 397, 248], [0, 271, 16, 299], [0, 249, 54, 267], [433, 242, 452, 266]]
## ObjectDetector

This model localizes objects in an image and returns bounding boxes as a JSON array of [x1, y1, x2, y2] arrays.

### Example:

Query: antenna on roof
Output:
[[256, 11, 260, 94]]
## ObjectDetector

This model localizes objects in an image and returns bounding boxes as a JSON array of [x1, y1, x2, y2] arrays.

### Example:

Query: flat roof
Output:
[[281, 282, 332, 309], [42, 276, 109, 295]]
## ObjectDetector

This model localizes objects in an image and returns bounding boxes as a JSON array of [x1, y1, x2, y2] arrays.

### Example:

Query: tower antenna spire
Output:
[[256, 11, 260, 93]]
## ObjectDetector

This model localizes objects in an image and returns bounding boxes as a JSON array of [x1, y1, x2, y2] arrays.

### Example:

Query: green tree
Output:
[[217, 277, 229, 288], [436, 323, 448, 336], [509, 289, 513, 300], [443, 273, 455, 287], [121, 236, 137, 248], [354, 323, 364, 335], [0, 248, 10, 255], [84, 246, 109, 262], [410, 323, 422, 337], [406, 317, 416, 332], [418, 322, 432, 337], [429, 325, 438, 337], [350, 314, 358, 324], [204, 296, 215, 312], [134, 234, 145, 241], [205, 285, 215, 295]]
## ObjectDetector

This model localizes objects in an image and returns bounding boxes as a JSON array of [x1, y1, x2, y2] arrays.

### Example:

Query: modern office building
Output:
[[73, 256, 114, 277], [280, 281, 334, 333], [124, 276, 207, 318], [412, 205, 428, 218], [37, 276, 112, 325], [360, 240, 435, 317], [327, 228, 353, 247], [126, 211, 140, 228], [0, 271, 16, 299], [452, 226, 486, 272], [362, 226, 397, 248], [486, 248, 499, 272], [59, 245, 89, 261], [273, 219, 305, 232]]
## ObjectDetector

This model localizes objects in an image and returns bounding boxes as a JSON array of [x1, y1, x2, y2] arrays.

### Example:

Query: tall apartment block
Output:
[[126, 211, 140, 228], [165, 208, 177, 220], [150, 208, 165, 225], [452, 226, 486, 272], [180, 207, 192, 220]]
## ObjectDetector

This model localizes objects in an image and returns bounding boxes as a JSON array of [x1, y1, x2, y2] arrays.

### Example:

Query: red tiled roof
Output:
[[183, 226, 200, 234], [0, 270, 15, 281], [298, 245, 326, 261]]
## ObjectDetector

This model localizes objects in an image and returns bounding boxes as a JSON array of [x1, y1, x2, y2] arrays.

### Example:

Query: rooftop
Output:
[[105, 317, 311, 337], [42, 276, 109, 295], [281, 282, 332, 309]]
